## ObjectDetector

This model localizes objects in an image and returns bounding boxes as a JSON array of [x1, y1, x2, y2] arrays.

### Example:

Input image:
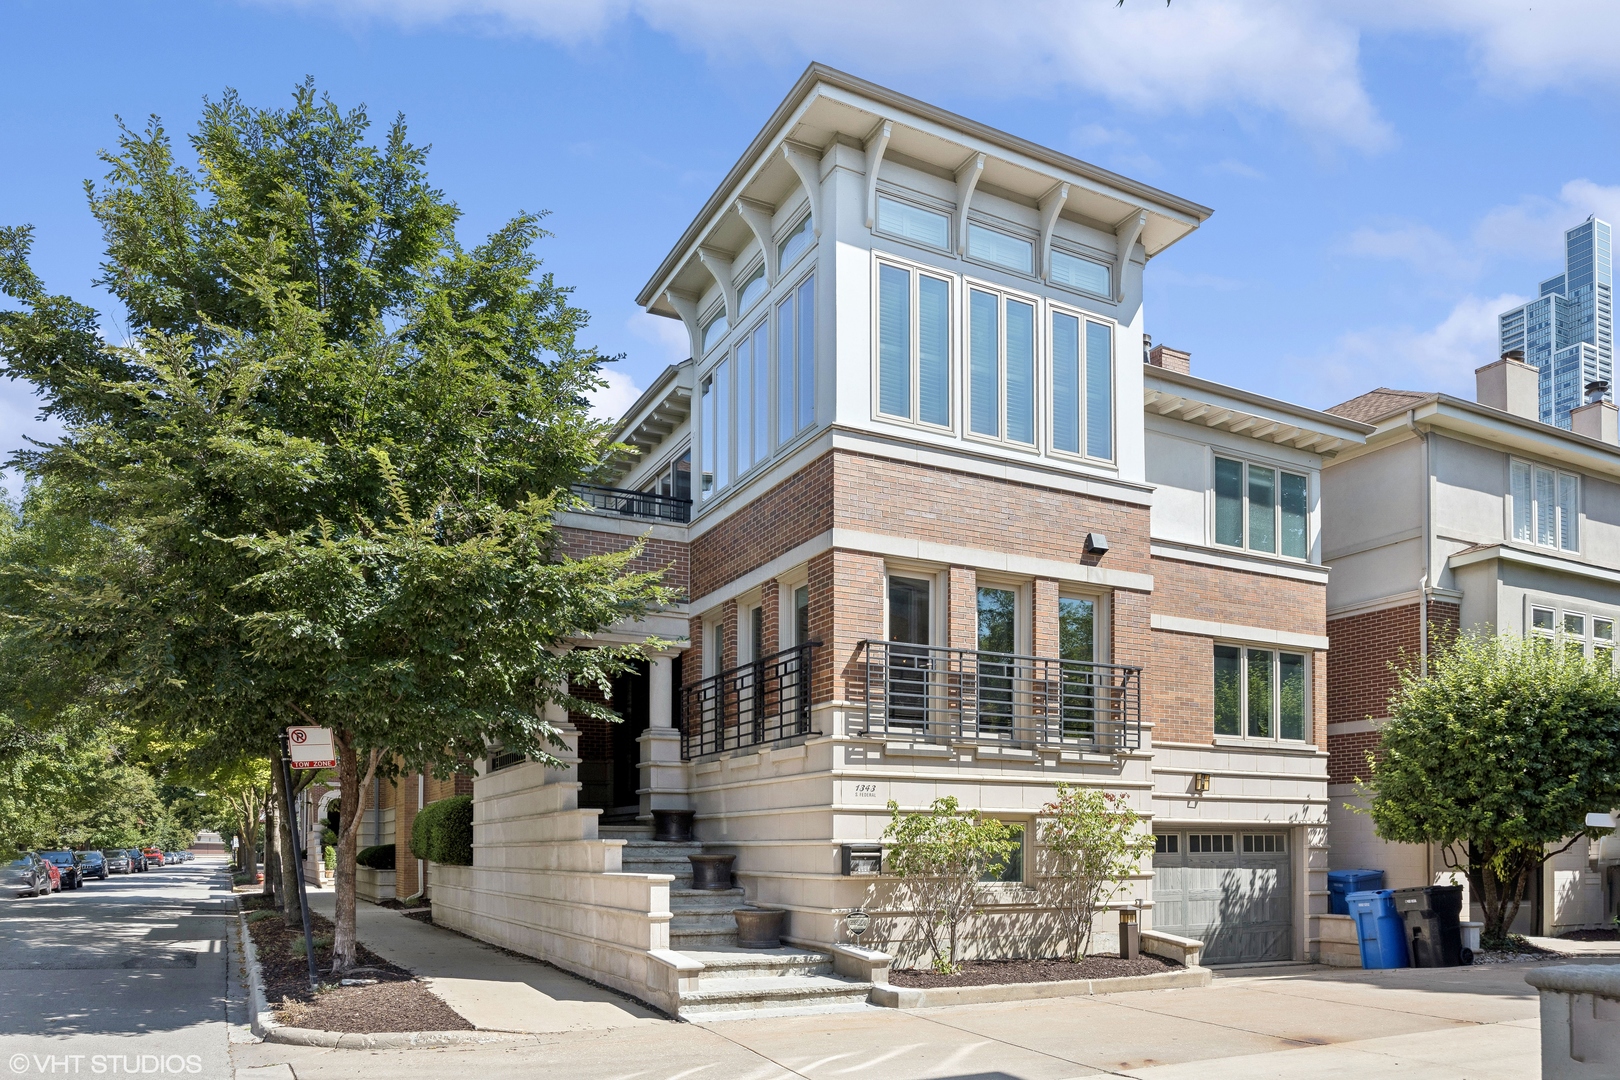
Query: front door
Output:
[[888, 576, 931, 728], [1152, 829, 1293, 965]]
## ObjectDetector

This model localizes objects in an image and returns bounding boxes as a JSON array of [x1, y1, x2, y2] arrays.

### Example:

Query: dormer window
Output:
[[1050, 249, 1111, 297], [737, 264, 767, 313], [876, 195, 949, 251], [967, 223, 1033, 275], [778, 211, 813, 269], [702, 310, 729, 354]]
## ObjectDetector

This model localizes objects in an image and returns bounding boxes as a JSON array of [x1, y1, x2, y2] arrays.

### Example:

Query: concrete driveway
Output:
[[234, 958, 1551, 1079]]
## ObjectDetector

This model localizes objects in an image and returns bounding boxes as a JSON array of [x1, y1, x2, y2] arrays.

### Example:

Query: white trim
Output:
[[1151, 614, 1328, 651], [1150, 541, 1329, 583], [1326, 718, 1383, 735], [1326, 588, 1462, 620], [953, 152, 985, 255], [688, 526, 1153, 616], [1449, 542, 1620, 586], [1036, 182, 1069, 281], [553, 511, 688, 543], [863, 119, 893, 230]]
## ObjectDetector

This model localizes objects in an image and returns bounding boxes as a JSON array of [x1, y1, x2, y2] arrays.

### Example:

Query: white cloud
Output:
[[587, 366, 643, 422], [1307, 292, 1526, 406], [627, 310, 691, 366], [1346, 222, 1477, 278], [1474, 180, 1620, 260]]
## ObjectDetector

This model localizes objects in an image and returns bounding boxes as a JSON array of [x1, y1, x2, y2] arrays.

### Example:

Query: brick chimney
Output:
[[1475, 351, 1539, 421], [1148, 344, 1191, 375]]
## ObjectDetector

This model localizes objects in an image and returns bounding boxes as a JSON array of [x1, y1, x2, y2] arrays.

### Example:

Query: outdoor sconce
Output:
[[1193, 772, 1212, 795], [1084, 532, 1109, 555]]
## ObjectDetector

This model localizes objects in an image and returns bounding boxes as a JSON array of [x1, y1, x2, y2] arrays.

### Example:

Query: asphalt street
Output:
[[0, 857, 239, 1080]]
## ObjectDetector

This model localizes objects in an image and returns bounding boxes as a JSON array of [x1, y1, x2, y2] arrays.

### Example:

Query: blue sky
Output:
[[8, 1, 1620, 493]]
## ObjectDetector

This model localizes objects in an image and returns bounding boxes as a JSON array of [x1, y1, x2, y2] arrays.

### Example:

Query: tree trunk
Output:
[[329, 731, 381, 974], [261, 797, 279, 901], [270, 759, 303, 927]]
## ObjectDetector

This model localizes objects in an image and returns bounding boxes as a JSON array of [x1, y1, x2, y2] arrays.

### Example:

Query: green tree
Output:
[[1037, 784, 1154, 961], [882, 797, 1019, 973], [1366, 632, 1620, 944], [0, 83, 668, 970]]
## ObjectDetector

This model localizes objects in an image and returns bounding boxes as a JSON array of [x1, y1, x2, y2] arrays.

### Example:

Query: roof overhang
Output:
[[1448, 543, 1620, 587], [1144, 368, 1371, 457], [605, 361, 692, 478], [1357, 396, 1620, 482]]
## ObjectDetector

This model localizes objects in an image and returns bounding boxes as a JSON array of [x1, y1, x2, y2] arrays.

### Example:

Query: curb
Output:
[[869, 965, 1212, 1009], [237, 901, 541, 1049]]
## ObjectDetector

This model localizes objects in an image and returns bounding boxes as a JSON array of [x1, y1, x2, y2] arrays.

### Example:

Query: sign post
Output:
[[280, 726, 333, 988]]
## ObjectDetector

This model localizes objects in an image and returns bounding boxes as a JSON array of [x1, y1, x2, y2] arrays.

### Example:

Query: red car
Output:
[[141, 848, 165, 867], [40, 858, 61, 893]]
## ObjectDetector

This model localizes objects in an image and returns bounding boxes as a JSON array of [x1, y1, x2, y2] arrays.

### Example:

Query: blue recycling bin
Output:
[[1347, 889, 1409, 969], [1328, 869, 1385, 915]]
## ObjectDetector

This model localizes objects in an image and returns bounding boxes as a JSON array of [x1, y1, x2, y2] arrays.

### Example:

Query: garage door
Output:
[[1151, 830, 1292, 965]]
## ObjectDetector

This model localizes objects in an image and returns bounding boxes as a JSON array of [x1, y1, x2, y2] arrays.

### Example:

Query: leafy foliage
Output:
[[356, 843, 395, 870], [409, 794, 472, 866], [1366, 632, 1620, 942], [1037, 784, 1154, 960], [881, 797, 1019, 973]]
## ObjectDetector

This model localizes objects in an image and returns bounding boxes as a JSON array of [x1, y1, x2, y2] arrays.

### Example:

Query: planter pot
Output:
[[653, 809, 695, 843], [356, 866, 397, 904], [688, 853, 736, 890], [734, 907, 785, 949]]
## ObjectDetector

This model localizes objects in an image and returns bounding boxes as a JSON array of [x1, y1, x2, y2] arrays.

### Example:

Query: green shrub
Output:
[[244, 909, 279, 924], [322, 846, 336, 872], [289, 934, 334, 956], [356, 844, 396, 870], [409, 795, 473, 866]]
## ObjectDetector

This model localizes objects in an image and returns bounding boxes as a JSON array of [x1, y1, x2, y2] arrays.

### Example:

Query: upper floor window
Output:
[[700, 360, 729, 498], [877, 262, 951, 427], [1050, 249, 1110, 297], [876, 195, 950, 251], [778, 212, 813, 269], [642, 448, 692, 502], [1214, 456, 1308, 559], [1214, 644, 1306, 742], [967, 223, 1033, 275], [702, 310, 728, 355], [738, 264, 767, 313], [778, 274, 816, 443], [735, 319, 770, 476], [1511, 460, 1578, 552], [969, 286, 1036, 446], [1051, 311, 1113, 461]]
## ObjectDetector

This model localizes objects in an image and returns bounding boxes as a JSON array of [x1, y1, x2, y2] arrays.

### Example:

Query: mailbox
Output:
[[842, 843, 883, 876]]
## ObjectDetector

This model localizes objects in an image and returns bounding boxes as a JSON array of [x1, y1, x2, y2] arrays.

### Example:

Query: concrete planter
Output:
[[653, 809, 695, 842], [356, 866, 396, 904], [688, 853, 735, 890], [734, 907, 785, 948], [871, 966, 1212, 1009]]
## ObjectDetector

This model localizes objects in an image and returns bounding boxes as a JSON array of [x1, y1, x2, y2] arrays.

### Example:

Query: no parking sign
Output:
[[286, 726, 336, 769]]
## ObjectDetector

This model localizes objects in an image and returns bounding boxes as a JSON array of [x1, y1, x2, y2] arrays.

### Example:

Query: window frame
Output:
[[871, 253, 956, 433], [776, 206, 815, 273], [736, 260, 768, 315], [963, 275, 1043, 453], [700, 305, 729, 357], [776, 266, 817, 450], [1212, 641, 1310, 745], [964, 218, 1037, 278], [1509, 458, 1581, 554], [1211, 453, 1313, 561], [1528, 598, 1618, 661], [873, 190, 953, 255], [1047, 241, 1113, 301], [1046, 298, 1117, 465]]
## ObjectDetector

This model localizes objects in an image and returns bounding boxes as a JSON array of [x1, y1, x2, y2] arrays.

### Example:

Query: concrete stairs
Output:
[[601, 825, 873, 1018]]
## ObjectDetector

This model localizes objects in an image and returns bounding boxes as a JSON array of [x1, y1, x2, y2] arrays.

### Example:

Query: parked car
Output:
[[126, 849, 148, 872], [141, 848, 164, 867], [179, 851, 194, 862], [38, 856, 61, 892], [39, 851, 83, 890], [102, 850, 132, 874], [75, 851, 108, 881], [5, 854, 51, 898]]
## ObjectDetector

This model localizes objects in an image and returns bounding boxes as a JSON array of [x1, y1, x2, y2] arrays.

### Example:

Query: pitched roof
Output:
[[1324, 388, 1437, 425]]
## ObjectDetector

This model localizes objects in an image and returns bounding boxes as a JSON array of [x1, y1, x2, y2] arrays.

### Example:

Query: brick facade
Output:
[[1326, 601, 1460, 726], [558, 526, 689, 599]]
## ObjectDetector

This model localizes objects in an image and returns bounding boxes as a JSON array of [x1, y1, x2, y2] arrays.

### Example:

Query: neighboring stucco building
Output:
[[1323, 356, 1620, 935], [406, 64, 1372, 1017]]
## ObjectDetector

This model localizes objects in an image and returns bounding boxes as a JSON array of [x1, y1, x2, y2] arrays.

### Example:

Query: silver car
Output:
[[5, 854, 52, 898]]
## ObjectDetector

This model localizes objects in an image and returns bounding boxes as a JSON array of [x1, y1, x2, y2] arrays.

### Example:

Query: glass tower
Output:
[[1499, 217, 1614, 428]]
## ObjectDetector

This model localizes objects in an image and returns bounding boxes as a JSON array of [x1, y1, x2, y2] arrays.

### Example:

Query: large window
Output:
[[735, 320, 769, 476], [1051, 312, 1113, 460], [778, 211, 813, 270], [969, 287, 1036, 445], [700, 360, 728, 498], [1511, 460, 1579, 552], [642, 448, 692, 502], [876, 195, 950, 250], [778, 275, 815, 443], [1530, 602, 1615, 659], [977, 586, 1017, 732], [1214, 645, 1306, 742], [877, 262, 951, 427], [1214, 457, 1309, 559]]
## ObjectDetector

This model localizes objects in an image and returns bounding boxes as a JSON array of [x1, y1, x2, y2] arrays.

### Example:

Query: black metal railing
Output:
[[570, 483, 692, 524], [679, 642, 820, 759], [851, 640, 1141, 752]]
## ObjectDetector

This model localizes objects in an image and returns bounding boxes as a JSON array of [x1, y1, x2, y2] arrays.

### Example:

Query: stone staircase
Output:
[[602, 825, 873, 1019]]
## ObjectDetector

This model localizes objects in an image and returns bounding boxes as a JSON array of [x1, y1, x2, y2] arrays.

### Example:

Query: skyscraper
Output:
[[1499, 216, 1613, 428]]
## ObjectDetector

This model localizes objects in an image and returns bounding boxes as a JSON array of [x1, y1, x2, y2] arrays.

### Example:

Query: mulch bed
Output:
[[246, 907, 472, 1033], [1560, 929, 1620, 942], [890, 953, 1179, 988], [1473, 935, 1562, 965]]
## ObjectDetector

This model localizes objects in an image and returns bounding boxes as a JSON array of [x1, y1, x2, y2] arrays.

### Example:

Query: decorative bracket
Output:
[[696, 248, 738, 327], [863, 119, 893, 229], [735, 198, 779, 286], [954, 152, 985, 256], [1113, 210, 1148, 303], [664, 289, 703, 361], [1037, 181, 1070, 280], [781, 142, 824, 238]]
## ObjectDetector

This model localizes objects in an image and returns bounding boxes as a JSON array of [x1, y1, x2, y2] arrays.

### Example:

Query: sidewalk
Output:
[[1525, 934, 1620, 958], [304, 892, 665, 1033]]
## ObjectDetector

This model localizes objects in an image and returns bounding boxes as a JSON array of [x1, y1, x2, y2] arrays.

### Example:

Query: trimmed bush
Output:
[[322, 846, 336, 872], [356, 843, 396, 870], [409, 795, 473, 866]]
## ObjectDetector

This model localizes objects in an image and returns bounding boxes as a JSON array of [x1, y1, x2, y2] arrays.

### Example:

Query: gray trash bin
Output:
[[1391, 885, 1470, 967]]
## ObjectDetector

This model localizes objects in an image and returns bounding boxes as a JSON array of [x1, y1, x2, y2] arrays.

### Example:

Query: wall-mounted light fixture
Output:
[[1084, 532, 1109, 555], [1193, 772, 1212, 795]]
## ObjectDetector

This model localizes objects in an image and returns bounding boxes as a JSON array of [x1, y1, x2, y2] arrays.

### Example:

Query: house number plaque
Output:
[[846, 908, 870, 942]]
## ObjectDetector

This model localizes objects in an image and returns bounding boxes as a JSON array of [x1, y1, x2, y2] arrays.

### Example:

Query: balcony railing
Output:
[[570, 483, 691, 524], [851, 640, 1141, 752], [679, 642, 819, 760]]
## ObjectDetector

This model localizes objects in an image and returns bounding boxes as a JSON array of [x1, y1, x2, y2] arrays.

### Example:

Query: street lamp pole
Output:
[[277, 731, 320, 988]]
